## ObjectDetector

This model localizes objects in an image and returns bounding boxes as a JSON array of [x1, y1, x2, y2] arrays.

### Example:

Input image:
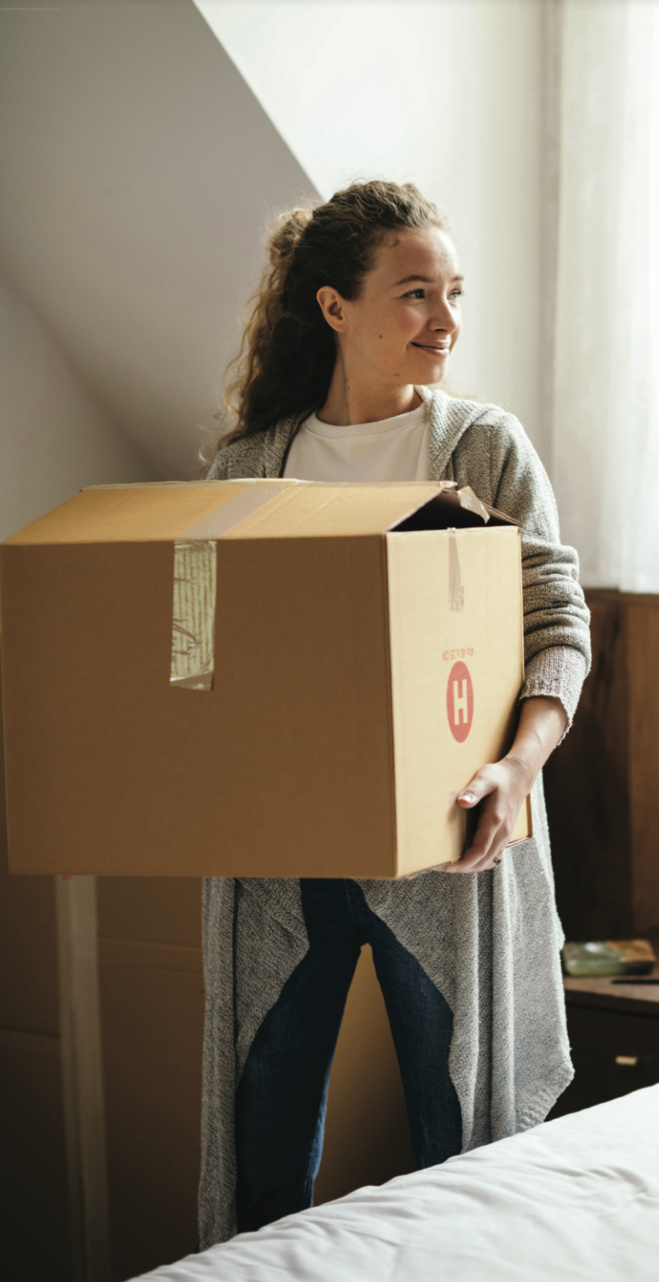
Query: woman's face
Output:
[[317, 227, 464, 390]]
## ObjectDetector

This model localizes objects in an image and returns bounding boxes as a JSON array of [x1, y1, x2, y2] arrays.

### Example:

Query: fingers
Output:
[[456, 766, 498, 811], [445, 813, 508, 873], [406, 762, 523, 878], [447, 767, 515, 874]]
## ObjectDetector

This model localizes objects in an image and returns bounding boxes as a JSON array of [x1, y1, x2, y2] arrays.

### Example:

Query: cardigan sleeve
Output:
[[206, 453, 228, 481], [206, 430, 272, 481], [483, 412, 591, 734]]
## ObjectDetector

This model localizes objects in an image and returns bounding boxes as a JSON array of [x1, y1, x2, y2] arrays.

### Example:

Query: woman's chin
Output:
[[410, 352, 448, 379]]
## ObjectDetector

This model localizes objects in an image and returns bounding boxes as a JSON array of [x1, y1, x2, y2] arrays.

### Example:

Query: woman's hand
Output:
[[444, 695, 568, 875], [398, 695, 569, 881], [446, 757, 532, 873]]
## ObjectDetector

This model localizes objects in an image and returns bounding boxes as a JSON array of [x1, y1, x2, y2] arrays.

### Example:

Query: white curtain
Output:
[[547, 0, 659, 591]]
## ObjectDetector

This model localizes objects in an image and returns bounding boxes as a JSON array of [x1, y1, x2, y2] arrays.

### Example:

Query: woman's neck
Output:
[[317, 358, 422, 427]]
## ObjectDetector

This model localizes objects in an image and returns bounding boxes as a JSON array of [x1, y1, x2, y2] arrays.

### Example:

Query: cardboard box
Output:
[[0, 479, 531, 878]]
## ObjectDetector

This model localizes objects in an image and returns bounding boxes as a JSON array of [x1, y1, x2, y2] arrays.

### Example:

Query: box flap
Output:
[[392, 486, 522, 532], [1, 480, 289, 545], [2, 479, 511, 547], [218, 482, 449, 539]]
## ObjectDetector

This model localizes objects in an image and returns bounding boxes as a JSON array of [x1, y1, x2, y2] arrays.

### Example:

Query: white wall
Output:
[[0, 272, 151, 542], [197, 0, 546, 453], [0, 0, 317, 480]]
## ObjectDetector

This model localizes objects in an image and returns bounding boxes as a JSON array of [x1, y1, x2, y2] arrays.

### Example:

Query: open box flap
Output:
[[0, 480, 292, 546], [391, 484, 522, 532], [213, 481, 452, 539], [1, 479, 458, 546], [1, 477, 520, 549], [210, 480, 521, 540]]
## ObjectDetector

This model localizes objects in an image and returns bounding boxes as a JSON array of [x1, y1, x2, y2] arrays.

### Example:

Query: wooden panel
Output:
[[0, 649, 61, 1034], [98, 936, 204, 1281], [56, 876, 111, 1282], [1, 650, 74, 1281], [97, 877, 203, 949], [544, 590, 632, 938], [0, 1029, 73, 1282], [97, 882, 204, 1279], [627, 600, 659, 931], [545, 589, 659, 939], [0, 865, 60, 1036]]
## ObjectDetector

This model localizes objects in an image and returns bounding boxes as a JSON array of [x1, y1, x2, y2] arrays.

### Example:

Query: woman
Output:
[[198, 180, 591, 1247]]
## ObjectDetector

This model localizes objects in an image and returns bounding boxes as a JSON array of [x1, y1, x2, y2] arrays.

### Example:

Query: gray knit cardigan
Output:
[[198, 386, 591, 1249]]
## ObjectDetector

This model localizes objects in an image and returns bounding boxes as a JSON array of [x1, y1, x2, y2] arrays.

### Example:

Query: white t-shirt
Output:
[[283, 396, 432, 482]]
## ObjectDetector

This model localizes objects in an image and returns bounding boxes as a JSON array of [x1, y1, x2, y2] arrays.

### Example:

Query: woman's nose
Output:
[[429, 313, 458, 336], [430, 300, 459, 332]]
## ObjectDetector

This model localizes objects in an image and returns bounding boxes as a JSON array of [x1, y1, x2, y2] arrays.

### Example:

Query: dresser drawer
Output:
[[566, 1005, 659, 1098]]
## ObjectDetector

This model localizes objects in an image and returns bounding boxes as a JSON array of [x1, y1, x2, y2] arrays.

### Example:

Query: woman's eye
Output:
[[403, 288, 465, 300]]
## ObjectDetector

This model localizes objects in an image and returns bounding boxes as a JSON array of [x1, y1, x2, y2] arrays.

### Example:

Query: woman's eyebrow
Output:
[[393, 273, 465, 286]]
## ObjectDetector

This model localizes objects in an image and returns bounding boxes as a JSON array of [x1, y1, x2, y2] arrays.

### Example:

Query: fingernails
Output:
[[460, 792, 476, 804]]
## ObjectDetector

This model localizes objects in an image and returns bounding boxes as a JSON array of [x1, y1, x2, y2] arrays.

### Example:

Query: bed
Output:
[[132, 1086, 659, 1281]]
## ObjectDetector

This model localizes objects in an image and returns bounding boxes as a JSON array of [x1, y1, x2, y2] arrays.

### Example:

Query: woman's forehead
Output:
[[369, 227, 460, 285]]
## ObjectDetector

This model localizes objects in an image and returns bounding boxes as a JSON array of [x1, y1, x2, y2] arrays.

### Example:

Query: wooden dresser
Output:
[[543, 589, 659, 941], [542, 590, 659, 1118], [549, 931, 659, 1118]]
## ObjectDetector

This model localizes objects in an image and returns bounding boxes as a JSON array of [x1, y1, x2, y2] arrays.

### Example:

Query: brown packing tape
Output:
[[170, 542, 217, 691], [170, 483, 297, 692], [448, 534, 465, 612], [179, 481, 294, 539]]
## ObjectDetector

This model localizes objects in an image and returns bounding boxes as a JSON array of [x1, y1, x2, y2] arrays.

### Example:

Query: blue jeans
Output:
[[235, 878, 462, 1233]]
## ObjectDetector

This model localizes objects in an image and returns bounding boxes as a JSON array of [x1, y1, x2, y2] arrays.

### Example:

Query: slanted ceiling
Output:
[[0, 0, 318, 479]]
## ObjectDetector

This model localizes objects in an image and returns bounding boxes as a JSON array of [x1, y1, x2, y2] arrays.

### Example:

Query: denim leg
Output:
[[346, 882, 463, 1170], [235, 880, 362, 1233]]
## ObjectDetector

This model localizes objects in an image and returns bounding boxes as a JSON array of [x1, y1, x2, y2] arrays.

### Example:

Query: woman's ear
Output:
[[316, 285, 347, 333]]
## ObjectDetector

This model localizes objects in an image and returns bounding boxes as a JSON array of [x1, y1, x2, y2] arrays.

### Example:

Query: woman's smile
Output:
[[411, 341, 450, 354]]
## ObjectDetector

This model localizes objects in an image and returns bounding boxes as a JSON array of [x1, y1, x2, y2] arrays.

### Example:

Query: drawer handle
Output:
[[615, 1055, 639, 1068]]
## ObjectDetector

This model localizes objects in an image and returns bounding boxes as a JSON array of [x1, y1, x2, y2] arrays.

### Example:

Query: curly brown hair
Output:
[[201, 179, 454, 465]]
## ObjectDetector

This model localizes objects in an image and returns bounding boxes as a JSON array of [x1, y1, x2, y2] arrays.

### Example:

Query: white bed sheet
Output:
[[132, 1086, 659, 1282]]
